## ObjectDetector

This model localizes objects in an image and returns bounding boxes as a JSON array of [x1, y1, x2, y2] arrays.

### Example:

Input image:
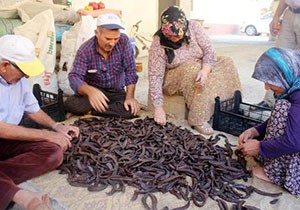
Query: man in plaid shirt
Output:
[[65, 13, 140, 119]]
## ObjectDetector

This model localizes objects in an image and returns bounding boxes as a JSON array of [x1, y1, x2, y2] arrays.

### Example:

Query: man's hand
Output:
[[87, 86, 110, 112], [51, 124, 80, 151], [124, 98, 140, 116], [44, 130, 71, 151], [53, 123, 80, 139], [269, 17, 280, 36], [154, 106, 166, 126]]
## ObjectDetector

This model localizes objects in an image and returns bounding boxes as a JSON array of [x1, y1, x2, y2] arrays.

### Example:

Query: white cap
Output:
[[0, 35, 44, 77], [97, 13, 124, 30]]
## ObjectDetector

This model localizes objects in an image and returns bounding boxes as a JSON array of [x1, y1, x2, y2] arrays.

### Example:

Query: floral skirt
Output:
[[163, 56, 241, 126], [263, 99, 300, 195]]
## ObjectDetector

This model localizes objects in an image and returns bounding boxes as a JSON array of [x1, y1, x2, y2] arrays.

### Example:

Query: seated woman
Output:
[[238, 47, 300, 195], [148, 5, 240, 135]]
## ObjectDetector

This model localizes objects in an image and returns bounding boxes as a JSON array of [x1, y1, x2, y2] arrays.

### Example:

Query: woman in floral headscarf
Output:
[[148, 6, 241, 135], [238, 47, 300, 195]]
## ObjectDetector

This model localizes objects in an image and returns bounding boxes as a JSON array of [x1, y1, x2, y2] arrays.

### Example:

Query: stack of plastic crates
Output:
[[20, 84, 66, 128], [213, 90, 271, 136]]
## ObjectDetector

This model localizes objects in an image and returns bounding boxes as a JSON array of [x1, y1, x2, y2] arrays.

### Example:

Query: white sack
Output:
[[58, 15, 96, 96], [14, 9, 58, 93]]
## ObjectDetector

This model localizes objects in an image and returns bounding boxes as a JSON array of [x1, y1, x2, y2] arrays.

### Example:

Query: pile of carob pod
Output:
[[59, 117, 282, 210]]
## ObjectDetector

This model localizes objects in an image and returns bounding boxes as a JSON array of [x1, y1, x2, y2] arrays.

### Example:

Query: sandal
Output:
[[191, 122, 214, 135]]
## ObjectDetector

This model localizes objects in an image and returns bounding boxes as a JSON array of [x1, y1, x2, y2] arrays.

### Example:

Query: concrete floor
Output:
[[25, 35, 300, 210], [135, 34, 274, 107], [211, 35, 274, 104]]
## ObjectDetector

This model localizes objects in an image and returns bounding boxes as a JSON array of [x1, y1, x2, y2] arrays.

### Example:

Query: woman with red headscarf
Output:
[[148, 6, 240, 135]]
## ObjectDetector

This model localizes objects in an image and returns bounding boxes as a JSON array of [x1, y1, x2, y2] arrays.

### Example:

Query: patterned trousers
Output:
[[263, 99, 300, 195], [162, 56, 241, 126]]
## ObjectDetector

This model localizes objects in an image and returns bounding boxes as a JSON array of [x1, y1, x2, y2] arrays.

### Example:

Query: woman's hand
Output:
[[194, 71, 208, 88], [194, 65, 211, 88], [238, 127, 260, 157], [238, 127, 259, 146], [154, 106, 166, 125], [240, 139, 260, 157]]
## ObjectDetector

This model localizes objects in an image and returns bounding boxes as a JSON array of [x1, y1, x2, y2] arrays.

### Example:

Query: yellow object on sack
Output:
[[84, 6, 94, 11]]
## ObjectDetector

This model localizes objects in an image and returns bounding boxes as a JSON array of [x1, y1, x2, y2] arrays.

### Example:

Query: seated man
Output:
[[0, 35, 79, 210], [65, 13, 140, 119]]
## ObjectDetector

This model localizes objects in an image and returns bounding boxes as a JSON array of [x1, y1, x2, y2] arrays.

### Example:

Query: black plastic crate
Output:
[[19, 84, 66, 128], [212, 90, 271, 136]]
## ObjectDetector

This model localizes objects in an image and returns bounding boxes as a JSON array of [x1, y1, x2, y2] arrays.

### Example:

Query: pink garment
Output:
[[148, 20, 216, 107]]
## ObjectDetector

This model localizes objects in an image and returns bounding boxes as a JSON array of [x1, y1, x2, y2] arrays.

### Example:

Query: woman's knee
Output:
[[182, 60, 201, 73], [216, 56, 234, 67]]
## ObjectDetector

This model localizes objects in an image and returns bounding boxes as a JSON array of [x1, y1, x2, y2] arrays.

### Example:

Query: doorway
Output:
[[158, 0, 179, 27]]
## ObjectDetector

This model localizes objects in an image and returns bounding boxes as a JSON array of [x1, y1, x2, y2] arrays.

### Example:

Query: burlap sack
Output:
[[14, 9, 58, 93], [57, 15, 97, 96], [0, 0, 34, 18], [17, 2, 80, 24]]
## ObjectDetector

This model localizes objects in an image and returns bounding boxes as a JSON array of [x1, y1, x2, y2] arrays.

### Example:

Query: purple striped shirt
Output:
[[69, 33, 138, 93]]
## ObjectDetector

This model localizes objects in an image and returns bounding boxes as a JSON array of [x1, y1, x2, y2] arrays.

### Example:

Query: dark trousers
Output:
[[64, 88, 136, 119], [0, 140, 63, 210]]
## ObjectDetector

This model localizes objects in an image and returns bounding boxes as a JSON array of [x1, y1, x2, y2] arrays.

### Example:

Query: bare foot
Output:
[[27, 195, 52, 210], [13, 190, 53, 210], [252, 166, 272, 183]]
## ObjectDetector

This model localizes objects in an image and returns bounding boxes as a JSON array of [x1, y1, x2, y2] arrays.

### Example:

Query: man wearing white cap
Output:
[[66, 13, 140, 118], [0, 35, 79, 210]]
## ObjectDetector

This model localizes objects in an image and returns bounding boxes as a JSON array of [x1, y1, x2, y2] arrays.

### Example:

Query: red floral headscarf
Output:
[[161, 6, 188, 37], [154, 6, 190, 63]]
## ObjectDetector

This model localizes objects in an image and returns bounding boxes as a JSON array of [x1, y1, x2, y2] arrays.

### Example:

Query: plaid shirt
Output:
[[69, 34, 138, 93]]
